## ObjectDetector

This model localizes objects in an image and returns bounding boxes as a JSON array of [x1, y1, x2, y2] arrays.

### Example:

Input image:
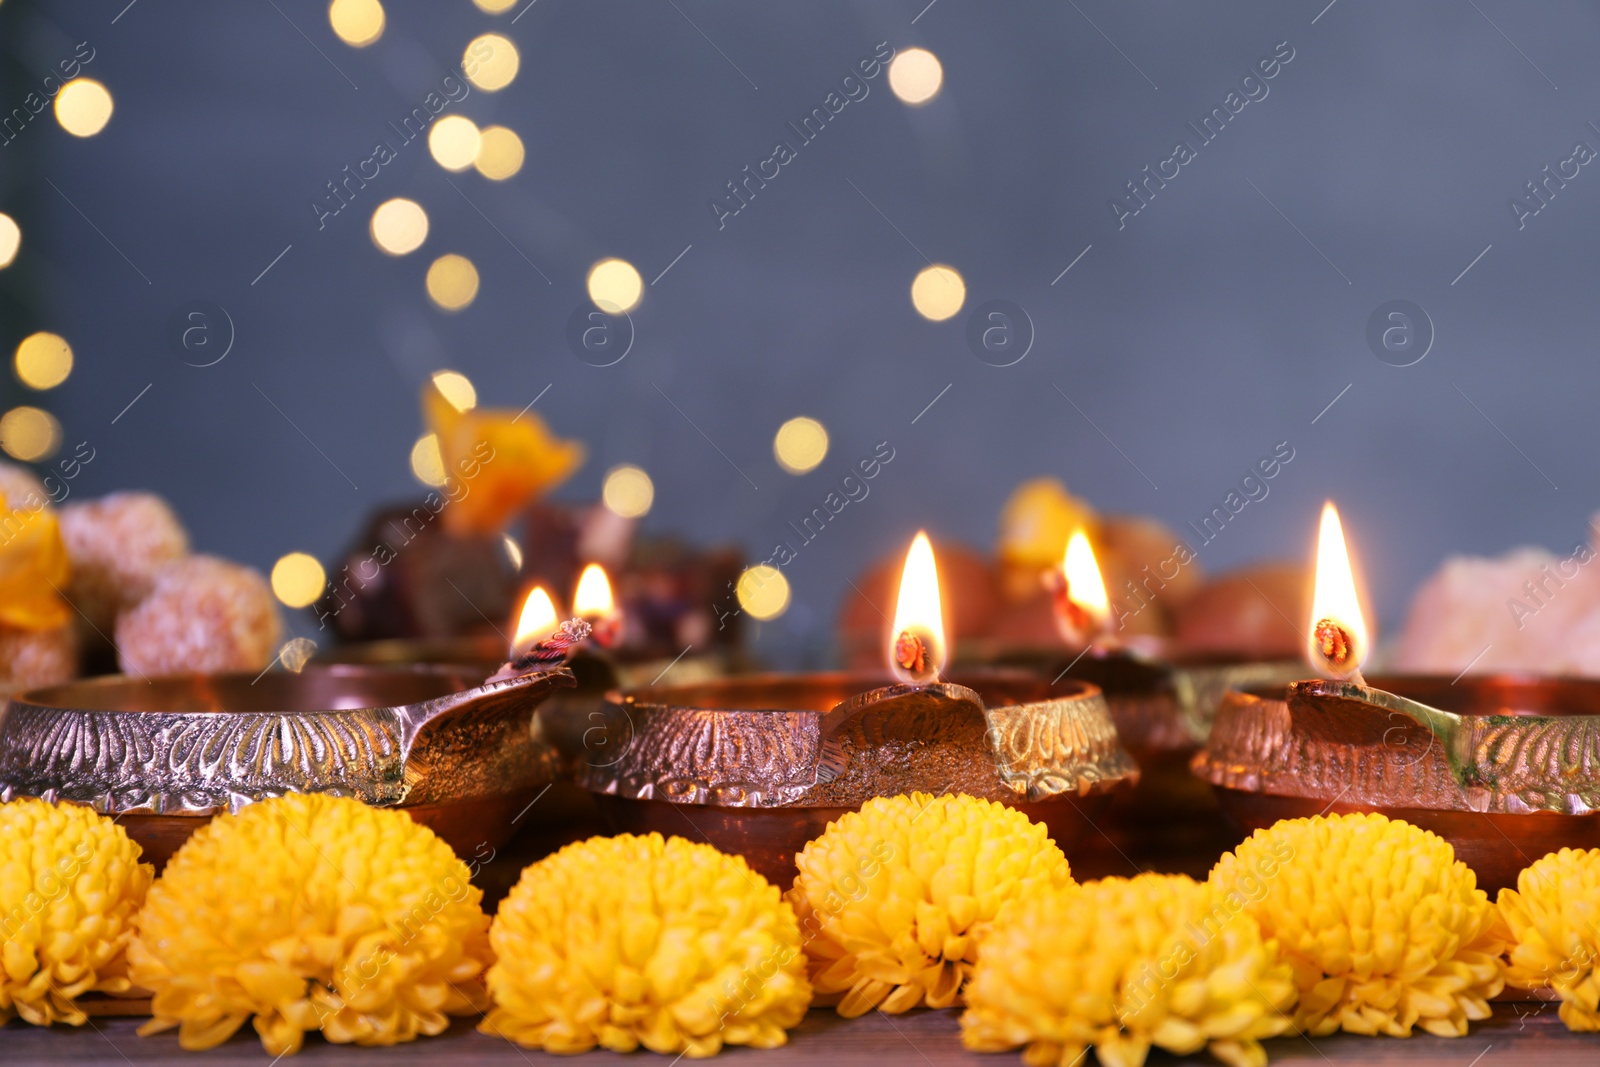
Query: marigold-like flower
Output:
[[484, 833, 810, 1057], [129, 794, 491, 1055], [788, 792, 1073, 1017], [1210, 812, 1504, 1038], [962, 873, 1294, 1067], [1499, 847, 1600, 1030], [0, 798, 152, 1026]]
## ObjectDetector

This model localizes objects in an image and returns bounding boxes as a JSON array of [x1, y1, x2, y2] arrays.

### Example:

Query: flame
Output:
[[1062, 530, 1110, 627], [1307, 501, 1370, 679], [889, 530, 946, 683], [573, 563, 615, 619], [512, 586, 560, 652]]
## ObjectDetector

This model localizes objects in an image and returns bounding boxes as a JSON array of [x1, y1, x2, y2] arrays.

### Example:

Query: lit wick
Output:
[[574, 562, 622, 649], [1306, 501, 1370, 684], [1050, 530, 1111, 649], [888, 531, 947, 685], [489, 585, 593, 682]]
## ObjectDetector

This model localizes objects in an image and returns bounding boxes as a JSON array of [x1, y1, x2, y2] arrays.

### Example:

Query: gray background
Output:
[[4, 0, 1596, 665]]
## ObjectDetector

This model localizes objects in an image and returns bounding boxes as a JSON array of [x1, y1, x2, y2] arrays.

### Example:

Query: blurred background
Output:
[[2, 0, 1597, 667]]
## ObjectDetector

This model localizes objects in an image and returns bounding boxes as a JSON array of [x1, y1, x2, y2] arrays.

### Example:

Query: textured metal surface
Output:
[[0, 664, 573, 815], [1195, 674, 1600, 815], [577, 670, 1137, 808]]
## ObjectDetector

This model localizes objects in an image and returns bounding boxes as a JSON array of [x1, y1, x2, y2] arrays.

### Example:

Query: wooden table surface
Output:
[[7, 1004, 1592, 1066]]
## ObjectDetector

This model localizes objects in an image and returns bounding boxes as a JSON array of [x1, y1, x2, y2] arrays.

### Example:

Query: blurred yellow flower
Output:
[[997, 477, 1097, 581], [0, 491, 71, 631], [422, 385, 583, 535], [963, 873, 1294, 1067], [788, 792, 1073, 1017], [1211, 812, 1505, 1038], [1499, 847, 1600, 1031], [129, 794, 491, 1055], [484, 833, 810, 1056], [0, 798, 152, 1026]]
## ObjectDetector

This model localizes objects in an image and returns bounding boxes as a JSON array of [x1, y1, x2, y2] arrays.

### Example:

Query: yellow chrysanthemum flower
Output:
[[0, 798, 152, 1026], [788, 792, 1074, 1017], [962, 873, 1294, 1067], [1210, 812, 1505, 1038], [1499, 847, 1600, 1030], [129, 794, 492, 1055], [484, 833, 810, 1057]]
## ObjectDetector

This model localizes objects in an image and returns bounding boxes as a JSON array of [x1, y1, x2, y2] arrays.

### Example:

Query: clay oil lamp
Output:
[[1194, 501, 1600, 892], [577, 531, 1138, 887]]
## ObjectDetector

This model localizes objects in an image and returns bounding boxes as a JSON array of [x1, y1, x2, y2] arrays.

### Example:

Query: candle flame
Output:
[[573, 563, 615, 619], [512, 586, 560, 653], [1307, 501, 1370, 679], [1062, 530, 1110, 627], [889, 530, 946, 684]]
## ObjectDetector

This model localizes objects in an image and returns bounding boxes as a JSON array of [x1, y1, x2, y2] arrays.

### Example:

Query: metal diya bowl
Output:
[[577, 670, 1137, 887], [1193, 674, 1600, 892], [0, 663, 573, 868]]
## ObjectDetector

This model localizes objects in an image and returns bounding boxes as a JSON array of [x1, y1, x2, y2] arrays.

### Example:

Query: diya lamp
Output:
[[577, 530, 1138, 888], [1195, 501, 1600, 893]]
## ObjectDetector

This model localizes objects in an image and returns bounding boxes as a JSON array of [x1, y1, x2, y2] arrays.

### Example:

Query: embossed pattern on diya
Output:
[[1196, 675, 1600, 815], [576, 671, 1137, 808], [0, 664, 572, 816]]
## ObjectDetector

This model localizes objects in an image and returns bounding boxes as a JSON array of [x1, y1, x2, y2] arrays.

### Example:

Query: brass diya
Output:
[[0, 663, 573, 867], [1194, 674, 1600, 892], [577, 670, 1138, 887]]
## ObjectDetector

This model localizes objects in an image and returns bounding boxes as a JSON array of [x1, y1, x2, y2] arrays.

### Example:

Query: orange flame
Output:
[[512, 586, 560, 653], [573, 563, 615, 620], [1062, 530, 1110, 628], [1307, 501, 1370, 679], [889, 530, 946, 684]]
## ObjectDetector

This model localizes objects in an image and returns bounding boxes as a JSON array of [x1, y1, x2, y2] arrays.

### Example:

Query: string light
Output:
[[14, 333, 73, 390], [410, 433, 447, 486], [474, 126, 525, 180], [910, 264, 965, 321], [774, 416, 828, 474], [54, 79, 113, 137], [737, 565, 790, 621], [429, 115, 481, 171], [0, 407, 62, 462], [888, 48, 943, 105], [370, 198, 428, 255], [328, 0, 385, 46], [426, 254, 479, 311], [0, 214, 19, 268], [602, 464, 653, 518], [271, 553, 327, 609], [430, 370, 477, 412], [586, 258, 642, 314], [465, 34, 519, 91]]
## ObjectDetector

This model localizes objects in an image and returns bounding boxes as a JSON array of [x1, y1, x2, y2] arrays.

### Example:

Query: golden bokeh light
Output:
[[601, 464, 653, 518], [773, 416, 829, 474], [54, 79, 113, 137], [429, 115, 481, 171], [474, 125, 525, 181], [410, 432, 447, 486], [369, 198, 428, 255], [430, 369, 477, 412], [910, 263, 965, 321], [737, 564, 790, 621], [328, 0, 384, 46], [0, 406, 62, 462], [473, 0, 518, 11], [425, 253, 479, 311], [465, 34, 520, 91], [888, 48, 943, 105], [14, 333, 73, 391], [586, 258, 642, 315], [0, 213, 19, 268], [270, 552, 327, 609], [502, 534, 523, 571]]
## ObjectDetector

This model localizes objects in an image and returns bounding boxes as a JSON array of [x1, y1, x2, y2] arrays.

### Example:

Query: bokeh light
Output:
[[429, 115, 481, 171], [736, 564, 790, 621], [586, 258, 643, 315], [327, 0, 384, 46], [474, 125, 525, 180], [910, 263, 966, 321], [14, 333, 73, 390], [370, 198, 428, 255], [888, 48, 943, 105], [602, 464, 654, 518], [426, 254, 479, 311], [410, 433, 447, 486], [271, 552, 327, 609], [502, 533, 523, 571], [774, 416, 829, 474], [431, 369, 477, 412], [473, 0, 518, 11], [0, 406, 62, 462], [54, 79, 113, 137], [465, 34, 519, 91], [0, 214, 19, 268]]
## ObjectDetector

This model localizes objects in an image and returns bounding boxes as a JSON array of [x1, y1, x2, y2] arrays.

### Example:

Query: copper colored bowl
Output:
[[578, 670, 1137, 887], [0, 664, 573, 868], [1194, 674, 1600, 893]]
